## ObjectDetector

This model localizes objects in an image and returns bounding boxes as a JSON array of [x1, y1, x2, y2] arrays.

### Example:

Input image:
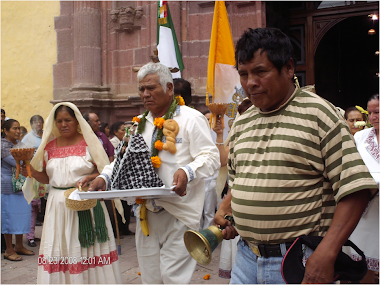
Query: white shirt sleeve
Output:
[[99, 160, 115, 189], [179, 114, 220, 184]]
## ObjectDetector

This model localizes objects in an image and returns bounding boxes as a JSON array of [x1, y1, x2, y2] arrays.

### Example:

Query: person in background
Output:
[[344, 106, 366, 135], [200, 110, 219, 230], [173, 78, 192, 106], [214, 27, 378, 284], [1, 108, 10, 122], [1, 119, 34, 261], [23, 102, 122, 283], [1, 109, 11, 251], [350, 94, 379, 284], [83, 112, 120, 242], [109, 121, 126, 149], [1, 109, 6, 123], [83, 112, 114, 163], [124, 121, 134, 137], [100, 122, 110, 138], [108, 120, 134, 237], [22, 115, 45, 247], [22, 115, 43, 152], [1, 108, 10, 138], [213, 97, 253, 279], [19, 126, 28, 140]]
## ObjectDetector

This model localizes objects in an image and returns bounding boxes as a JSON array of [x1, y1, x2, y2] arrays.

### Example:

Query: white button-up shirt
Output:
[[101, 105, 220, 230]]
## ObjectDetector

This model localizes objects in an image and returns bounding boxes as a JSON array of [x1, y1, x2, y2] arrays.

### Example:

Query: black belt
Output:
[[244, 240, 293, 258]]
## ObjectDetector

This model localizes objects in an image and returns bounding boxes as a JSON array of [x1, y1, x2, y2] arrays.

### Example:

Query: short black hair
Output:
[[82, 112, 90, 123], [110, 121, 125, 137], [173, 78, 192, 105], [235, 27, 296, 73], [20, 126, 28, 136], [1, 109, 5, 115], [30, 115, 44, 125], [100, 122, 108, 134]]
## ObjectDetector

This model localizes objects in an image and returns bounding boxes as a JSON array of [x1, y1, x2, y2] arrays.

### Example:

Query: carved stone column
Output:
[[69, 1, 110, 98]]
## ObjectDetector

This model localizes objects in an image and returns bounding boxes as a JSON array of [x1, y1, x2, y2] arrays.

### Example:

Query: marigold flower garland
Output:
[[134, 98, 182, 168], [175, 95, 185, 106]]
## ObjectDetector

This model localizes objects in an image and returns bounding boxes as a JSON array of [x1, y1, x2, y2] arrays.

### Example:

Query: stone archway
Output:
[[314, 15, 379, 110]]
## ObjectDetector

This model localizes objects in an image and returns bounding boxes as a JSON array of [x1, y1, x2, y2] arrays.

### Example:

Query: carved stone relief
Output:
[[110, 6, 143, 32]]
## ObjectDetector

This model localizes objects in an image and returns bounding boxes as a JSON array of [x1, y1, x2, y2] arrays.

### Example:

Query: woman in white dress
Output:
[[22, 102, 122, 284], [350, 94, 379, 283]]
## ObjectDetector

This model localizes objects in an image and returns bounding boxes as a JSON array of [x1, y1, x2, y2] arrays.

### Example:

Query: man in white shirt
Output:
[[89, 62, 220, 284]]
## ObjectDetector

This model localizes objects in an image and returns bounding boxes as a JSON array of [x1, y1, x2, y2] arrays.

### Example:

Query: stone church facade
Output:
[[52, 1, 265, 124]]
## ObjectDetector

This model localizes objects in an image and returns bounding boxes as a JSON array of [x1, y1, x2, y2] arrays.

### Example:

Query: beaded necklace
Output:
[[132, 96, 184, 168]]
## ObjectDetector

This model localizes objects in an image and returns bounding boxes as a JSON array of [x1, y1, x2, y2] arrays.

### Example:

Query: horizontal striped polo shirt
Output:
[[228, 87, 378, 244]]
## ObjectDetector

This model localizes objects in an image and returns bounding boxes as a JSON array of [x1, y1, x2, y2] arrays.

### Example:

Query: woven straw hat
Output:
[[64, 186, 97, 211]]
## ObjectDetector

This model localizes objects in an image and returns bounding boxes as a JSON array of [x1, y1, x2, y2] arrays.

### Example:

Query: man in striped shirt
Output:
[[214, 27, 378, 284]]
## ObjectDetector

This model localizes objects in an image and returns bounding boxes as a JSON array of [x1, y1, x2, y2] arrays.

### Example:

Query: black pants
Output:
[[37, 197, 47, 223]]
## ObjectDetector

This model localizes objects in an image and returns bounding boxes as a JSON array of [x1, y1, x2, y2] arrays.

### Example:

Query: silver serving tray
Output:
[[77, 186, 177, 200]]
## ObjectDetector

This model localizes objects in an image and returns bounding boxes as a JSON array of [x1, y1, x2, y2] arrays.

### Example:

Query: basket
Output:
[[64, 186, 97, 211], [10, 148, 35, 161], [208, 103, 228, 128]]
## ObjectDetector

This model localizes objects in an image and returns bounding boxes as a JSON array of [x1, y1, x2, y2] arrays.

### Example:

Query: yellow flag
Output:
[[206, 1, 245, 141], [206, 1, 236, 105]]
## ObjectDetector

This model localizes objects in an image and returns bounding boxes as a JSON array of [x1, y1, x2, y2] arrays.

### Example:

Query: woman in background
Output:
[[1, 119, 34, 261], [344, 106, 366, 135], [109, 121, 126, 149], [100, 122, 110, 138], [350, 94, 379, 283]]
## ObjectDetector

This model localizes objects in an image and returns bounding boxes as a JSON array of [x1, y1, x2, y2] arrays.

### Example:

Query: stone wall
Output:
[[53, 1, 265, 125]]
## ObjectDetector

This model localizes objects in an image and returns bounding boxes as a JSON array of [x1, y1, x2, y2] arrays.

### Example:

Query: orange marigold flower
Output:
[[203, 274, 210, 280], [154, 118, 165, 129], [176, 96, 185, 106], [137, 272, 141, 275], [154, 140, 164, 150], [132, 116, 141, 123], [151, 156, 161, 168]]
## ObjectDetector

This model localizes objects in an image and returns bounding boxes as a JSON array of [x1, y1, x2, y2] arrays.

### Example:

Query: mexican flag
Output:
[[206, 1, 245, 142], [157, 1, 184, 78]]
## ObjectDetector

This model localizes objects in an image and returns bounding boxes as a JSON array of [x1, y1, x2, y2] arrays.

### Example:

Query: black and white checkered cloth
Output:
[[109, 133, 164, 190]]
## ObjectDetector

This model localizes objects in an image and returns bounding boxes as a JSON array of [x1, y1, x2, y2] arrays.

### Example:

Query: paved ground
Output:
[[1, 216, 230, 284]]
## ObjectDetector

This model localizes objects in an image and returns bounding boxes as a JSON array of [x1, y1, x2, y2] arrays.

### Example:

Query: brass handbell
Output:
[[184, 215, 234, 265]]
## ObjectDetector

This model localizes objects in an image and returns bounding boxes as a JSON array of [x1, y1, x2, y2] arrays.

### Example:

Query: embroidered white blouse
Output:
[[101, 105, 221, 231], [354, 127, 380, 187], [44, 139, 96, 188]]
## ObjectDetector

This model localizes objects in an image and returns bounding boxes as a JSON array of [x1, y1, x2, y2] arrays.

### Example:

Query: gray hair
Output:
[[137, 62, 173, 93]]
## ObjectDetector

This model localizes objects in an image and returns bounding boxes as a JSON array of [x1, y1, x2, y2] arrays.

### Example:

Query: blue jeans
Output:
[[230, 239, 286, 284]]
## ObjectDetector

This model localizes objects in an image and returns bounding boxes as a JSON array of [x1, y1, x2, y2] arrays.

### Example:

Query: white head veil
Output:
[[22, 102, 110, 203]]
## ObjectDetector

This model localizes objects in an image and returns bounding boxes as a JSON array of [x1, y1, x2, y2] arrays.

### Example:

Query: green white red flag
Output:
[[157, 1, 184, 78]]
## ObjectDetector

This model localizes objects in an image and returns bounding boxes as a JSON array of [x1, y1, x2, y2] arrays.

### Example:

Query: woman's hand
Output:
[[212, 116, 224, 135], [77, 172, 100, 188], [20, 164, 38, 178], [77, 176, 90, 188], [22, 165, 50, 184]]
